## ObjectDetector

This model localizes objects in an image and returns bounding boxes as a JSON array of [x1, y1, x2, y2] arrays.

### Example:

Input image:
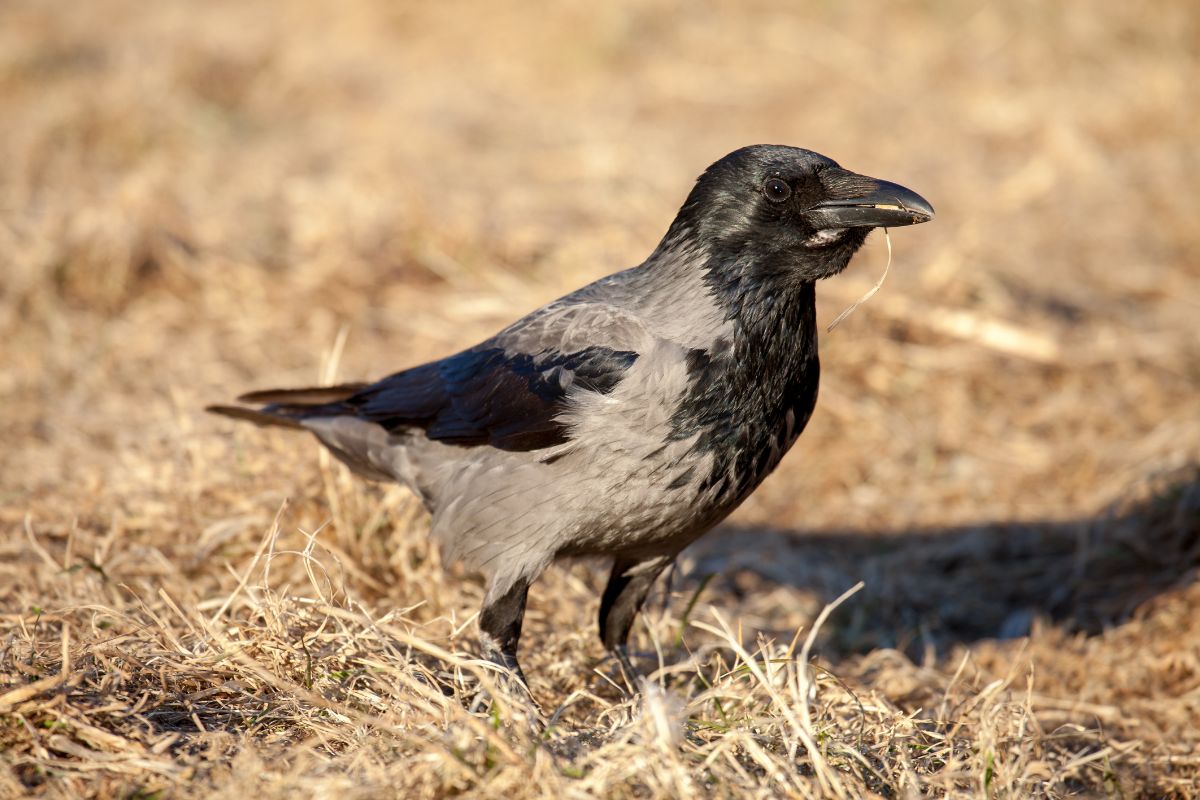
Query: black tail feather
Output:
[[205, 404, 309, 430], [208, 383, 369, 430], [236, 383, 368, 405]]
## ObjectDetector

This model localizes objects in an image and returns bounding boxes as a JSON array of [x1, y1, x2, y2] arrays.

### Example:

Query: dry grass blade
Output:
[[691, 608, 849, 799], [828, 229, 892, 332], [208, 504, 287, 625]]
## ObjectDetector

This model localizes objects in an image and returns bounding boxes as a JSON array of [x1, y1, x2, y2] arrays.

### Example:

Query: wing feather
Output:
[[215, 301, 650, 452], [350, 344, 638, 450]]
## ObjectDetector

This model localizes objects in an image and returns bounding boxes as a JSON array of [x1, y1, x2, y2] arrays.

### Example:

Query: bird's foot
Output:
[[467, 663, 545, 733]]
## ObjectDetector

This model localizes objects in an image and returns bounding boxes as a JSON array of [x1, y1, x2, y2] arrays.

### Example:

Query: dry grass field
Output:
[[2, 1, 1199, 797]]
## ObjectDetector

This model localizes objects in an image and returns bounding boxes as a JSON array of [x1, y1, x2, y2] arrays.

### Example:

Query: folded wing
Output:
[[209, 302, 648, 452], [350, 344, 639, 450]]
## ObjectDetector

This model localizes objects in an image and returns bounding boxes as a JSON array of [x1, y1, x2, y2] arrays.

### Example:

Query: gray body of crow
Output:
[[212, 143, 937, 682], [304, 233, 815, 611]]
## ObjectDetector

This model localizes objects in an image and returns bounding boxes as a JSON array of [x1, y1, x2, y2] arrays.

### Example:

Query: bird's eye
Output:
[[763, 178, 791, 203]]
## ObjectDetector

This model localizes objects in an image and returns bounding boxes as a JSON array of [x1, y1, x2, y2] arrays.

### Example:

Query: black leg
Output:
[[472, 577, 545, 729], [599, 554, 676, 682], [612, 643, 639, 687], [479, 577, 531, 687]]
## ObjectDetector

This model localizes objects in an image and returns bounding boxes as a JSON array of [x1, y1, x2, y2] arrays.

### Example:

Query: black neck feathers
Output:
[[669, 262, 821, 504]]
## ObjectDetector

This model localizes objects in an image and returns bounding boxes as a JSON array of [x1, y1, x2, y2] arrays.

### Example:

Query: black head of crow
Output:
[[670, 145, 931, 281], [209, 144, 933, 690]]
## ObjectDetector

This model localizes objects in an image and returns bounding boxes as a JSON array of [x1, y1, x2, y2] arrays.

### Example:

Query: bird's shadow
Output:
[[676, 465, 1199, 659]]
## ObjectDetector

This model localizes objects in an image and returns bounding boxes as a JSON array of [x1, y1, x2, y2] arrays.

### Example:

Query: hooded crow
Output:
[[209, 145, 934, 685]]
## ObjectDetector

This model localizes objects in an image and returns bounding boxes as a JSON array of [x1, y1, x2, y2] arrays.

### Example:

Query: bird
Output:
[[208, 144, 933, 687]]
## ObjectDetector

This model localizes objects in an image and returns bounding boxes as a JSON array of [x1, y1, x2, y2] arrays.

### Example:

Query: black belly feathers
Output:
[[669, 283, 821, 502]]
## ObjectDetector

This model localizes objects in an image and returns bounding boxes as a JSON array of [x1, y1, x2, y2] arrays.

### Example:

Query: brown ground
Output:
[[2, 1, 1198, 797]]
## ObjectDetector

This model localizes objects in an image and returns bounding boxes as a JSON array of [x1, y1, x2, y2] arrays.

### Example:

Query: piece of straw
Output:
[[827, 228, 892, 332]]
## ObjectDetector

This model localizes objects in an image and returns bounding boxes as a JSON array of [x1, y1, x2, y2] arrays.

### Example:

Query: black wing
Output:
[[346, 345, 639, 451]]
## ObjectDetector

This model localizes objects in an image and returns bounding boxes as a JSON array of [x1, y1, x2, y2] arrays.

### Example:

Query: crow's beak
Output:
[[807, 172, 935, 229]]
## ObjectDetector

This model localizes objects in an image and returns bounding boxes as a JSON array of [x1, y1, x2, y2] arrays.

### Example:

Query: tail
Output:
[[206, 383, 369, 430]]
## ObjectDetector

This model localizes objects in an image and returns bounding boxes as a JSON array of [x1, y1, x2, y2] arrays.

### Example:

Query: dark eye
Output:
[[764, 177, 791, 203]]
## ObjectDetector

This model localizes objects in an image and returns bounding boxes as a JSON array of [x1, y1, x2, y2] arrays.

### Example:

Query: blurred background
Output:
[[3, 0, 1196, 526], [2, 0, 1199, 793]]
